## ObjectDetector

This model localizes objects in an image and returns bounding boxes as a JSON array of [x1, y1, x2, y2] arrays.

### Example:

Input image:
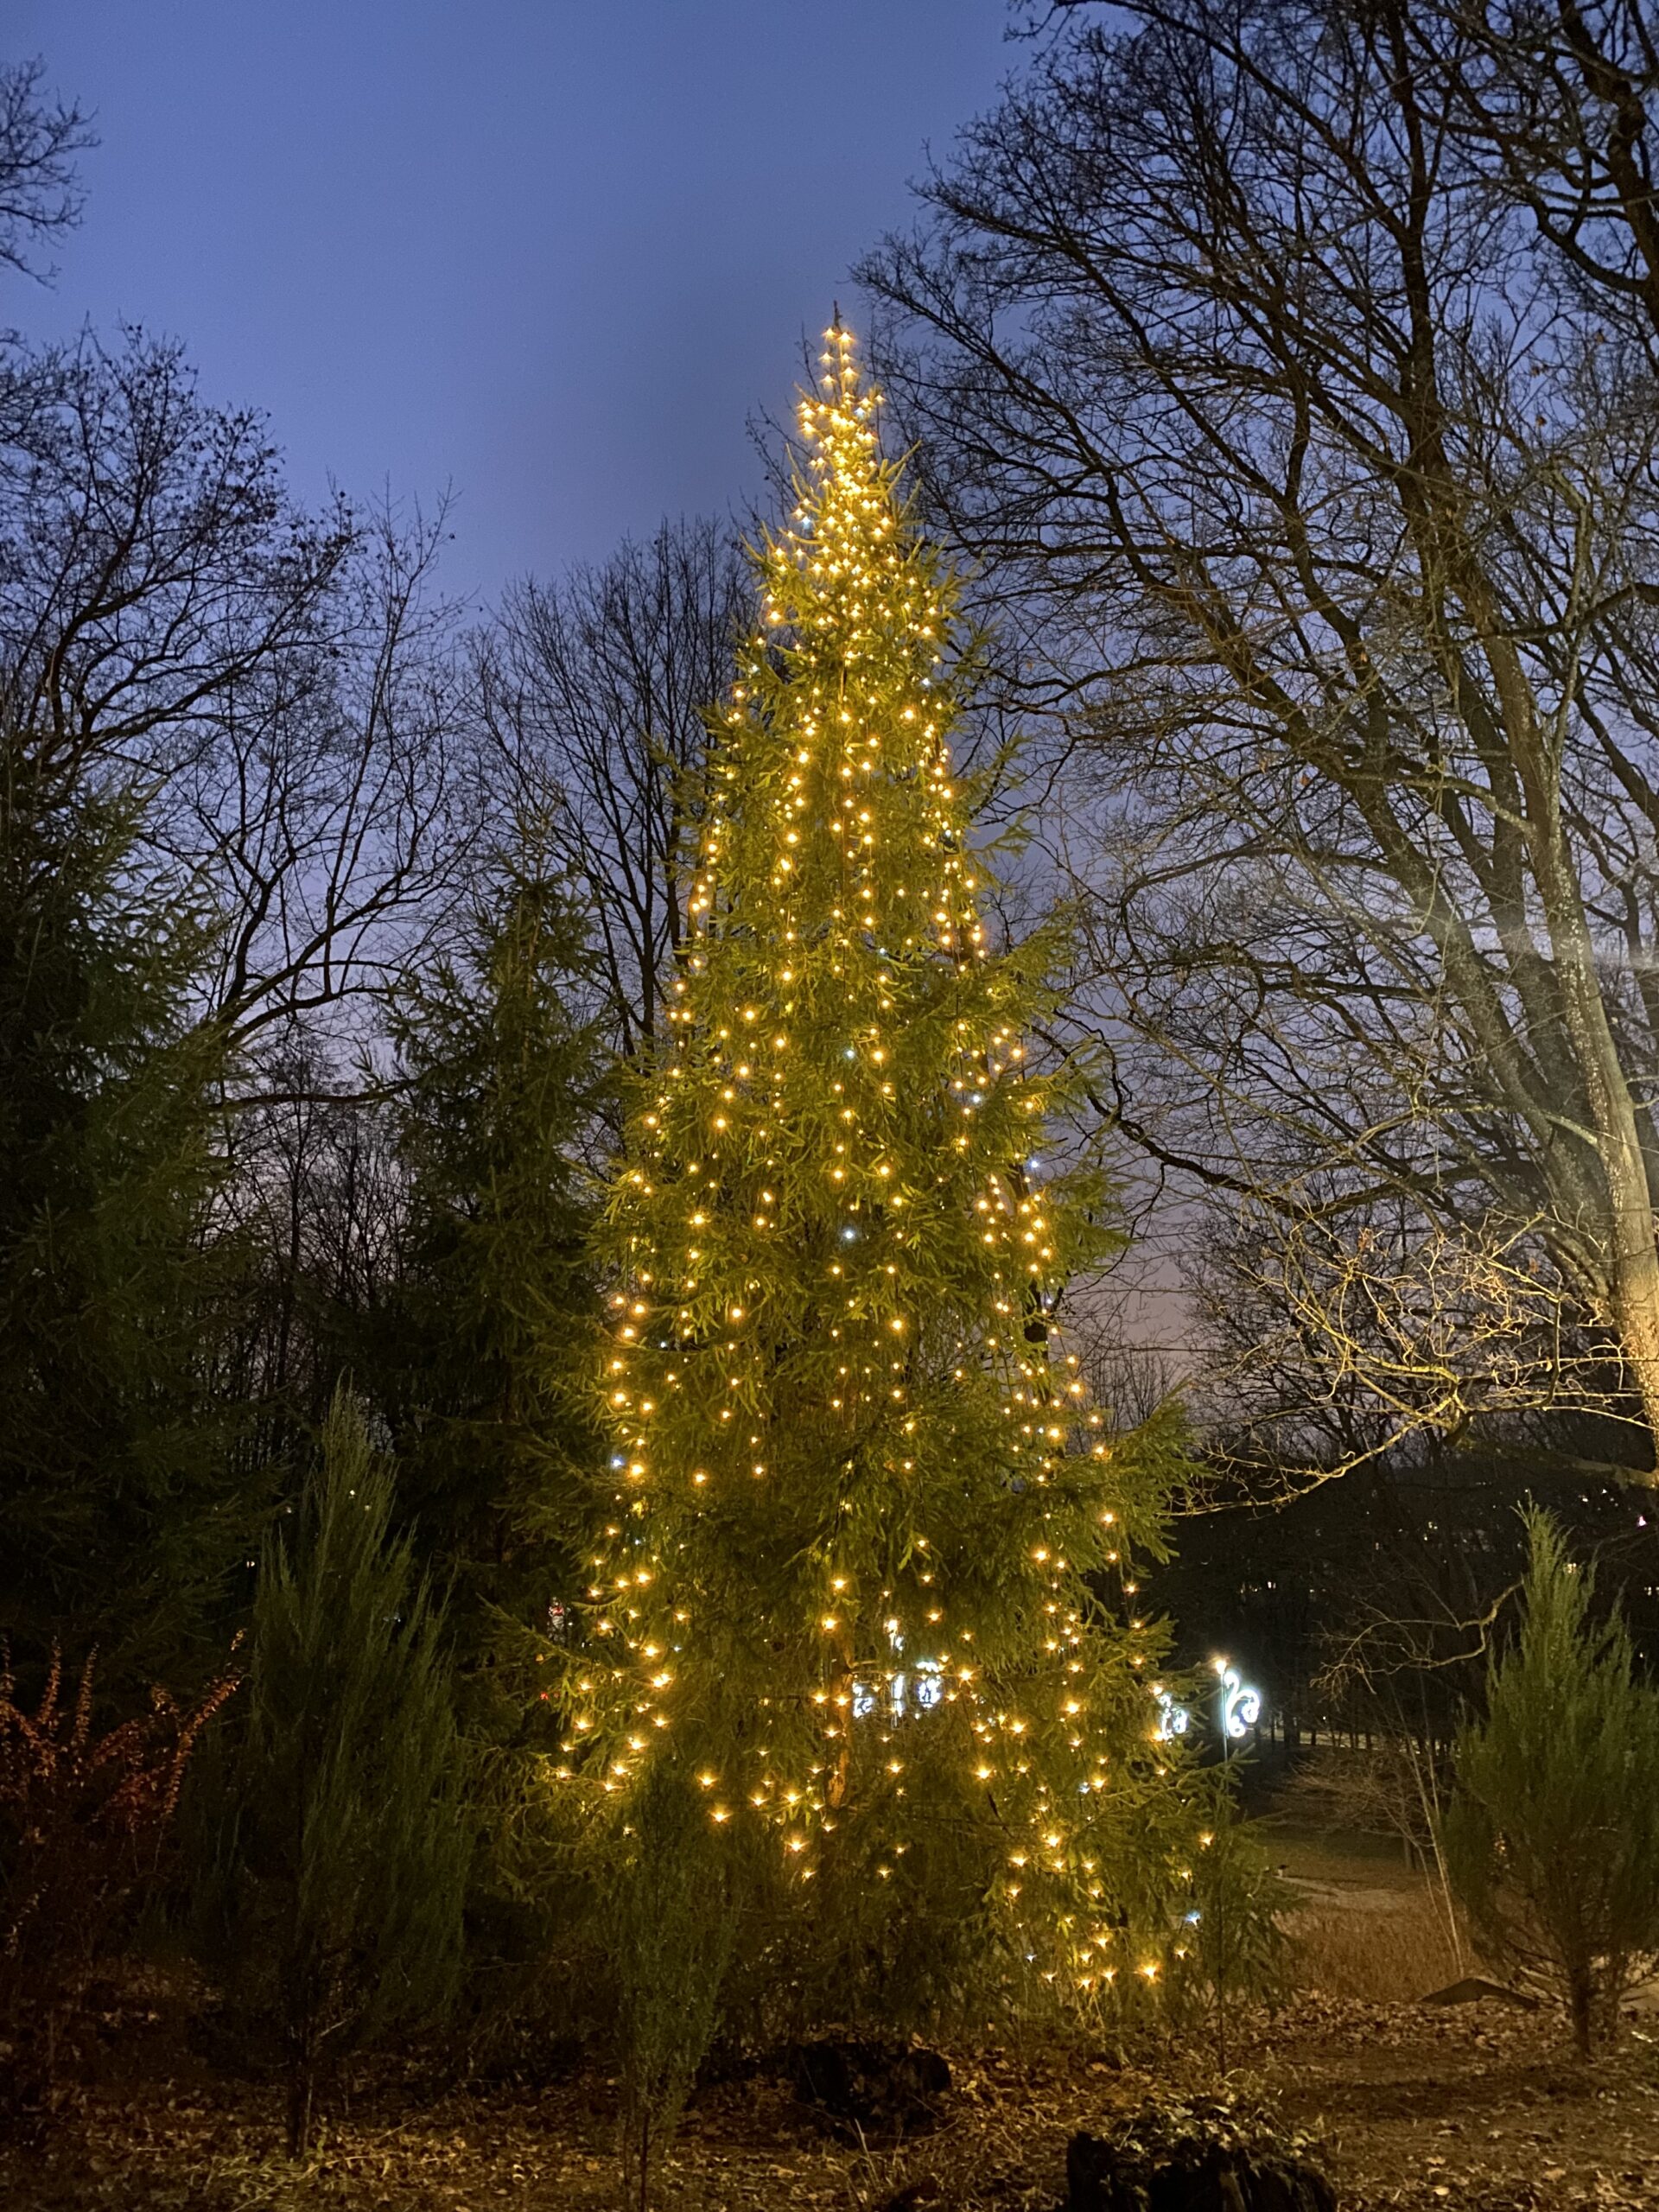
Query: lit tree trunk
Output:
[[1558, 954, 1659, 1468], [1491, 606, 1659, 1472]]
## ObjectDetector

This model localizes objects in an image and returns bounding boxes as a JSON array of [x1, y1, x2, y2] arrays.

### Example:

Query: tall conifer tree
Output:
[[563, 327, 1211, 2008], [0, 771, 242, 1684], [380, 829, 606, 1695]]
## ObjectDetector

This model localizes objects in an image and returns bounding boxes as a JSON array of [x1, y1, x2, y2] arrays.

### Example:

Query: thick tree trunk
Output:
[[1467, 597, 1659, 1477], [1599, 1133, 1659, 1476], [1537, 835, 1659, 1478]]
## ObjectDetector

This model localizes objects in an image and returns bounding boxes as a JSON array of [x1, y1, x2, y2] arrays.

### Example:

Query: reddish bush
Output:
[[0, 1647, 237, 2131]]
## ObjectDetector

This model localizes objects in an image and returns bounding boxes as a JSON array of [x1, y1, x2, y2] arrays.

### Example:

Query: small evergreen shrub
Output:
[[200, 1390, 470, 2152], [604, 1767, 737, 2212], [1445, 1508, 1659, 2052]]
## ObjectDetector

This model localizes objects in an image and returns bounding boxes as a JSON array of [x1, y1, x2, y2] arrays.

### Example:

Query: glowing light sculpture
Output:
[[1154, 1688, 1191, 1741], [1214, 1660, 1262, 1742]]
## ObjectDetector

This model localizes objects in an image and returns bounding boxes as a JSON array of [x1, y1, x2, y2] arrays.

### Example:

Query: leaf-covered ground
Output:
[[5, 1984, 1659, 2211]]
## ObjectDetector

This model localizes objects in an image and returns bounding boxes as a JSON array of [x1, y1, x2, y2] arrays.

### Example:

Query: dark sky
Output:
[[11, 2, 1016, 605]]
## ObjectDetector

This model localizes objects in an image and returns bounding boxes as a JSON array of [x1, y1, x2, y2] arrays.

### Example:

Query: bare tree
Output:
[[213, 1039, 407, 1425], [0, 331, 480, 1071], [0, 57, 93, 283], [1436, 2, 1659, 349], [182, 497, 480, 1058], [865, 0, 1659, 1474], [481, 518, 750, 1055]]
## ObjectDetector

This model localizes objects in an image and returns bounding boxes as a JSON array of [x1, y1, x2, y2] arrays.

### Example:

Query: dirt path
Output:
[[1239, 1998, 1659, 2211]]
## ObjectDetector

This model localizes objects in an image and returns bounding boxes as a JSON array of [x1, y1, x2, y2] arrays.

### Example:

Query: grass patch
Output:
[[1289, 1888, 1462, 2003]]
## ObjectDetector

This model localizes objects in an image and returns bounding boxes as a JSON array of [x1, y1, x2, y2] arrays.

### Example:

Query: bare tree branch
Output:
[[0, 58, 94, 283]]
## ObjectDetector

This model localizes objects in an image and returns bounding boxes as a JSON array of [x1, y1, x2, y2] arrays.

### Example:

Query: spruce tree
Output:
[[560, 327, 1211, 2020], [1446, 1510, 1659, 2054], [379, 826, 607, 1698], [203, 1389, 468, 2154], [372, 833, 608, 2045], [0, 763, 243, 1683]]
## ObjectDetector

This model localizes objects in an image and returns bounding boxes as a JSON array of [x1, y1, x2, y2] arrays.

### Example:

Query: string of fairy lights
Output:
[[556, 323, 1223, 1999]]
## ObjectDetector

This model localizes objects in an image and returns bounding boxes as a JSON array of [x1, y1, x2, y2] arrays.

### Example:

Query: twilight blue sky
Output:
[[10, 2, 1016, 604]]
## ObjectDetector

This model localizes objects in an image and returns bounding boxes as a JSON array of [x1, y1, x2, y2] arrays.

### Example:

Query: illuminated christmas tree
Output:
[[561, 324, 1216, 2014]]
